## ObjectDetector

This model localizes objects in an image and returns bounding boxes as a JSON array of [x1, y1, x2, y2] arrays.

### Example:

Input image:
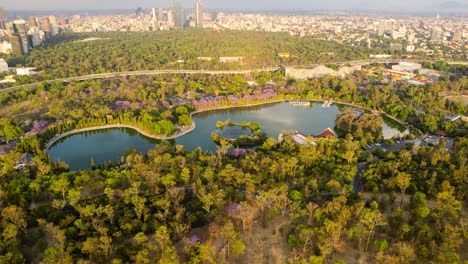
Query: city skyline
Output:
[[1, 0, 468, 14]]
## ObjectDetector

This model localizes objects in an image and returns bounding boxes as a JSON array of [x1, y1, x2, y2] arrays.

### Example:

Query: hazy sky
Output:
[[1, 0, 465, 12]]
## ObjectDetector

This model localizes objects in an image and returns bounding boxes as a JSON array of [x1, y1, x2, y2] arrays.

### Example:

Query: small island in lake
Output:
[[211, 120, 266, 147]]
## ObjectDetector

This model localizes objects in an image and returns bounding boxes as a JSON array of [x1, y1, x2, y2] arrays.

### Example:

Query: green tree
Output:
[[178, 115, 192, 126], [157, 120, 175, 135], [3, 125, 23, 141]]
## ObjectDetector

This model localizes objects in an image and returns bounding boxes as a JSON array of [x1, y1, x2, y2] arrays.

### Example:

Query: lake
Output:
[[48, 102, 407, 170]]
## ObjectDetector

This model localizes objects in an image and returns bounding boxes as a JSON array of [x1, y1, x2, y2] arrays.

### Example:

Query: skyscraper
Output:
[[377, 23, 385, 36], [0, 7, 6, 30], [151, 8, 157, 21], [195, 0, 203, 28], [10, 34, 24, 56], [29, 17, 38, 28], [431, 27, 442, 42], [452, 31, 462, 42], [49, 16, 58, 25], [167, 9, 175, 29], [174, 0, 185, 30], [42, 16, 51, 32], [60, 18, 68, 25], [419, 20, 425, 29], [12, 20, 32, 54]]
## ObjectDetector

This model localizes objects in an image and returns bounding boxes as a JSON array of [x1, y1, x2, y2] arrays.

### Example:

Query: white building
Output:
[[406, 45, 416, 52], [370, 54, 392, 59], [0, 41, 11, 54], [28, 27, 45, 47], [51, 24, 59, 36], [0, 59, 8, 72], [219, 56, 244, 63], [16, 68, 32, 75]]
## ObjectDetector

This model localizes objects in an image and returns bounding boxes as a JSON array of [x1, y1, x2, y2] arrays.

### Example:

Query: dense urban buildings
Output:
[[0, 4, 466, 59]]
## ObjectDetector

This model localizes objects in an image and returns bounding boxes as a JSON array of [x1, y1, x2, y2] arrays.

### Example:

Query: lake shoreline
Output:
[[44, 122, 196, 151], [44, 98, 409, 152]]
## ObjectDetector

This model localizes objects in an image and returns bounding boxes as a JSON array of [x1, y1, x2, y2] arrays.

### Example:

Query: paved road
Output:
[[0, 67, 280, 94], [293, 59, 468, 68], [353, 162, 368, 193], [2, 58, 466, 95]]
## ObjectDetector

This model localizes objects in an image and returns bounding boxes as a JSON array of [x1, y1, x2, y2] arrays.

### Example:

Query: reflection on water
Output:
[[49, 102, 408, 170]]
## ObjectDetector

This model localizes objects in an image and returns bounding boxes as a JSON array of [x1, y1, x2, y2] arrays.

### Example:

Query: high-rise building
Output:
[[42, 16, 51, 32], [195, 0, 203, 28], [12, 20, 32, 54], [377, 23, 385, 36], [151, 8, 167, 31], [167, 9, 175, 29], [419, 20, 425, 29], [29, 17, 38, 28], [452, 31, 462, 42], [0, 7, 6, 30], [431, 27, 443, 41], [156, 8, 164, 21], [151, 8, 158, 31], [10, 34, 24, 56], [29, 27, 45, 47], [49, 16, 58, 25], [60, 18, 68, 25], [174, 0, 185, 29], [407, 32, 416, 43]]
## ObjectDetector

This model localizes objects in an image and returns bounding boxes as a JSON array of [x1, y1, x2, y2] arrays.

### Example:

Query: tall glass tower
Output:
[[173, 0, 185, 29], [195, 0, 203, 28]]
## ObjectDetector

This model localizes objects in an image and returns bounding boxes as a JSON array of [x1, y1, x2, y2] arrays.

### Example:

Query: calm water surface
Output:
[[215, 126, 253, 140], [48, 102, 407, 170]]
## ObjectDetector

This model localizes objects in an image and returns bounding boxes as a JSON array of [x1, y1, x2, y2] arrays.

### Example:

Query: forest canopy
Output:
[[18, 30, 374, 78]]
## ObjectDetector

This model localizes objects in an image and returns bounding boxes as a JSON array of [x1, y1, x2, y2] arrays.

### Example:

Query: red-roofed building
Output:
[[436, 130, 448, 136], [314, 128, 338, 138], [384, 69, 416, 78]]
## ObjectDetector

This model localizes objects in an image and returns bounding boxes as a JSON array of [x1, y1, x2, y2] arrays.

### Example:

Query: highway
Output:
[[0, 67, 280, 95], [1, 58, 466, 95], [294, 59, 468, 68]]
